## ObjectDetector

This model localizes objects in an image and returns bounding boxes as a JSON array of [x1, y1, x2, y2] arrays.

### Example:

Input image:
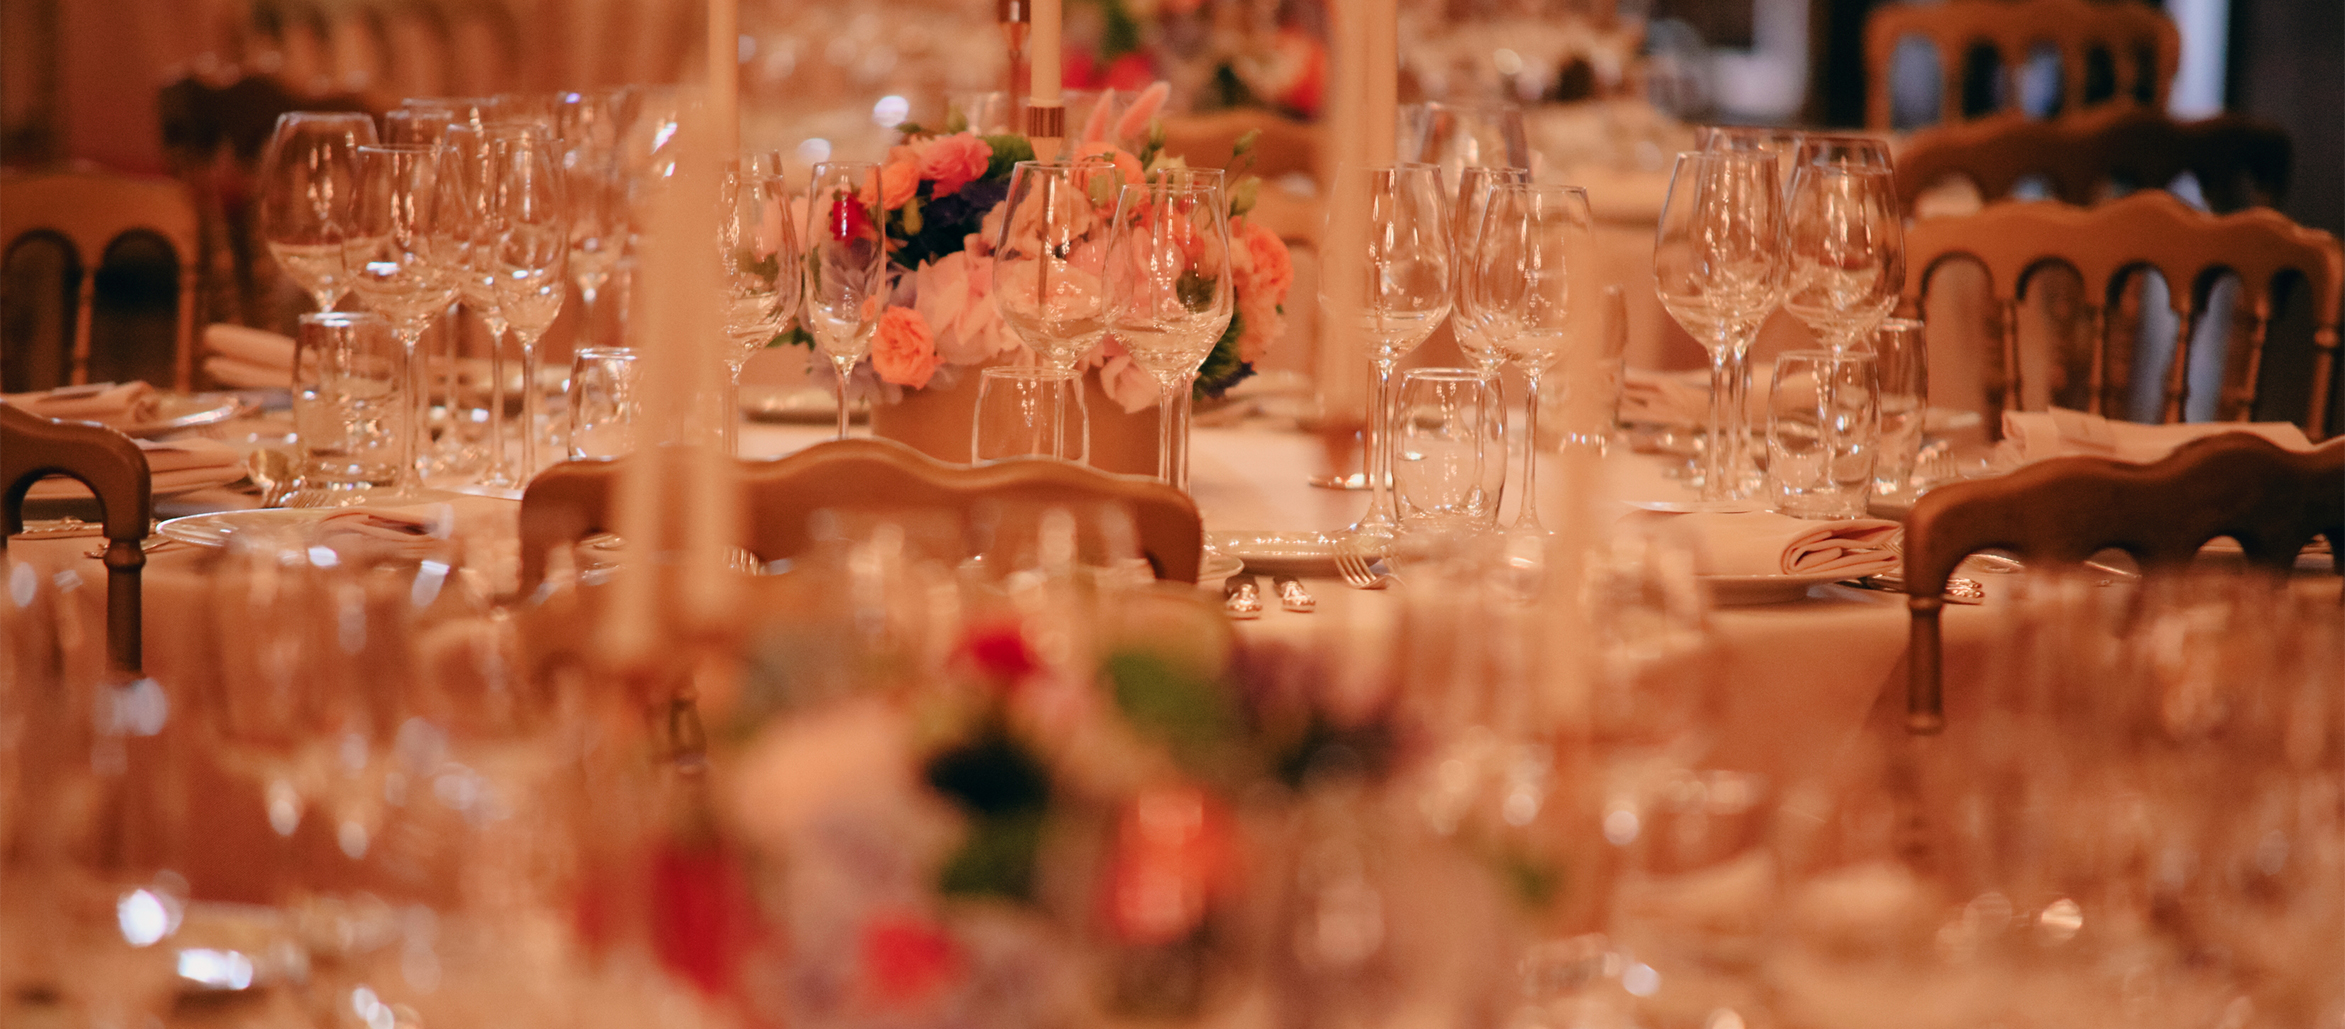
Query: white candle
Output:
[[1031, 0, 1061, 107], [1365, 0, 1397, 164], [708, 0, 739, 153]]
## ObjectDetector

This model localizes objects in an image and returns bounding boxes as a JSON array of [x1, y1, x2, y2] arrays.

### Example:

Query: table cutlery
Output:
[[1333, 542, 1400, 590], [1224, 574, 1264, 619], [1272, 575, 1315, 612]]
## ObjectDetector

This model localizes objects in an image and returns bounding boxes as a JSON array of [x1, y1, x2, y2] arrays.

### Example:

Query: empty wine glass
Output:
[[993, 158, 1121, 459], [1449, 165, 1530, 376], [259, 112, 379, 315], [1783, 164, 1903, 354], [442, 123, 518, 487], [1331, 163, 1453, 546], [1696, 124, 1804, 195], [803, 161, 887, 439], [719, 153, 800, 455], [1402, 102, 1532, 186], [1794, 133, 1895, 172], [490, 131, 568, 481], [1655, 150, 1784, 503], [1461, 182, 1591, 534], [1104, 180, 1234, 487], [346, 143, 459, 500]]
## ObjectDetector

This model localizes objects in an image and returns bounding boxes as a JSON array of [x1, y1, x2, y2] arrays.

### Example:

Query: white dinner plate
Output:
[[120, 393, 244, 438], [156, 508, 349, 549], [1699, 570, 1855, 605], [26, 464, 246, 502], [1212, 530, 1342, 576]]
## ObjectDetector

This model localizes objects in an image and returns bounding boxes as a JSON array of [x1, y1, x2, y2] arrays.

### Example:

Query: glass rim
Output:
[[278, 110, 375, 125], [575, 344, 638, 358], [356, 142, 439, 154], [1671, 148, 1778, 167], [978, 365, 1083, 382], [1879, 316, 1924, 332], [1776, 348, 1878, 363], [1398, 366, 1499, 384], [298, 311, 388, 327]]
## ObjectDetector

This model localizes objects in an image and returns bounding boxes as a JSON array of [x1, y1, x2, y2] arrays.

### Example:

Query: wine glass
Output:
[[1449, 165, 1530, 376], [442, 123, 518, 487], [719, 153, 800, 455], [803, 161, 888, 440], [345, 143, 460, 500], [258, 112, 379, 315], [1794, 133, 1895, 172], [993, 158, 1121, 461], [1782, 164, 1903, 353], [1103, 180, 1234, 487], [1654, 151, 1784, 504], [1402, 102, 1532, 186], [1696, 124, 1804, 196], [491, 130, 568, 482], [1332, 163, 1453, 546], [1460, 183, 1591, 534]]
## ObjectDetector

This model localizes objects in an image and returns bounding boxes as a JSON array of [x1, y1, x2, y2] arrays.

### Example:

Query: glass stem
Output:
[[1364, 359, 1399, 526], [1155, 383, 1178, 484], [518, 334, 544, 481], [830, 354, 856, 440], [1515, 367, 1545, 532], [399, 328, 426, 494], [1174, 377, 1195, 495], [577, 284, 599, 350], [724, 364, 745, 457], [1703, 336, 1749, 503], [487, 324, 510, 485]]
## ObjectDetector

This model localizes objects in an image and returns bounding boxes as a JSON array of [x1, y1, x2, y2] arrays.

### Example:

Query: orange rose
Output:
[[880, 159, 921, 211], [870, 306, 942, 389]]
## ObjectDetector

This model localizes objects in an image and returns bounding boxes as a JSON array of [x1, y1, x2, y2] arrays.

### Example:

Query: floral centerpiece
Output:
[[781, 82, 1295, 419]]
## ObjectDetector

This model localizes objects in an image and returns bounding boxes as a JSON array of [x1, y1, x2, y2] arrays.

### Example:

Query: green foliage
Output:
[[1174, 269, 1217, 313], [1087, 0, 1143, 58], [1191, 309, 1254, 400], [982, 134, 1036, 180], [1106, 650, 1241, 774], [937, 811, 1046, 900], [770, 323, 812, 349]]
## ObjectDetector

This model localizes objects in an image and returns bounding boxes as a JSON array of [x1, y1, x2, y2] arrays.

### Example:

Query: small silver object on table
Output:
[[1272, 575, 1315, 612], [1224, 574, 1264, 619]]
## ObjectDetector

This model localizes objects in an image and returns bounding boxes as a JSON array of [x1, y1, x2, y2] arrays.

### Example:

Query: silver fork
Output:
[[1333, 541, 1399, 590]]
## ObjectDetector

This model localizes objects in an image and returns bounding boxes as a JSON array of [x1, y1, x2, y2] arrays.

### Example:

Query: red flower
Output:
[[960, 622, 1040, 683], [858, 913, 963, 1008]]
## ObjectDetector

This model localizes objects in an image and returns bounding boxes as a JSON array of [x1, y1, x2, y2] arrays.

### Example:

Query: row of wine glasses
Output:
[[1654, 131, 1904, 504]]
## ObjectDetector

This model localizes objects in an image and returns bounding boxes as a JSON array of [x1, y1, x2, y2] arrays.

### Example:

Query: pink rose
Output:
[[870, 306, 943, 389], [880, 159, 921, 211], [917, 133, 993, 198], [1079, 88, 1118, 146], [1230, 216, 1293, 303], [1085, 338, 1164, 414], [914, 251, 1016, 366], [1113, 82, 1170, 145]]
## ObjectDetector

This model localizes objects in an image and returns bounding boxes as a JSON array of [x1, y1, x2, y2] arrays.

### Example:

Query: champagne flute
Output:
[[1461, 183, 1591, 534], [803, 161, 888, 440], [345, 143, 459, 500], [1449, 164, 1530, 376], [491, 131, 568, 481], [258, 112, 379, 315], [1654, 151, 1784, 503], [1334, 164, 1453, 545], [993, 158, 1121, 460], [1782, 165, 1903, 353], [1104, 180, 1234, 487], [719, 153, 799, 455]]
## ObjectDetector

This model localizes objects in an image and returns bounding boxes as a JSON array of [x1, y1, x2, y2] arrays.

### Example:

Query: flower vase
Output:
[[869, 360, 1160, 477]]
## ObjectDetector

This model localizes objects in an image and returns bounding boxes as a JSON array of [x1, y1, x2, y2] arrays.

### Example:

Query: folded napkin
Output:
[[202, 324, 297, 390], [2, 381, 159, 425], [313, 505, 454, 555], [1625, 509, 1902, 578], [25, 436, 245, 501], [1619, 367, 1771, 429], [1999, 408, 2313, 465]]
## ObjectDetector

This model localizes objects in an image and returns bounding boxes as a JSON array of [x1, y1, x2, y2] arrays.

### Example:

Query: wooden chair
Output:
[[1902, 432, 2345, 733], [1864, 0, 2179, 131], [1896, 107, 2293, 215], [1, 169, 205, 392], [1, 405, 154, 678], [1902, 191, 2344, 438], [516, 439, 1205, 591]]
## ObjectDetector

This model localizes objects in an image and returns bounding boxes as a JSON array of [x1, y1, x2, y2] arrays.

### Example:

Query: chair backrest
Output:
[[1896, 107, 2293, 214], [1903, 190, 2344, 437], [1902, 432, 2345, 733], [517, 439, 1205, 591], [1, 169, 205, 391], [1, 405, 154, 677], [1864, 0, 2179, 131]]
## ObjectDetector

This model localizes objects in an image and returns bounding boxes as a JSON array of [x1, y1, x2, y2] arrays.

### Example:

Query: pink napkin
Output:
[[1626, 510, 1902, 578], [1999, 408, 2312, 465], [202, 324, 297, 389], [313, 505, 453, 555], [24, 437, 245, 500], [3, 381, 159, 425]]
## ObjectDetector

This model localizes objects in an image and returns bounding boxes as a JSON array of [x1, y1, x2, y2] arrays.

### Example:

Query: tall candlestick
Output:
[[1001, 0, 1031, 112], [1028, 0, 1064, 159], [708, 0, 739, 154]]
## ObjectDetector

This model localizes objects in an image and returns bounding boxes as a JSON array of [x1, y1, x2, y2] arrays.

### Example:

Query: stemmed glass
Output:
[[345, 143, 459, 500], [258, 112, 379, 315], [443, 123, 518, 487], [1335, 164, 1453, 546], [1103, 180, 1234, 487], [490, 131, 569, 481], [1654, 151, 1784, 503], [1448, 165, 1530, 376], [803, 161, 888, 440], [1782, 164, 1904, 353], [1460, 183, 1592, 534], [719, 153, 800, 455], [1402, 103, 1532, 186], [1795, 134, 1895, 172], [992, 158, 1120, 461]]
